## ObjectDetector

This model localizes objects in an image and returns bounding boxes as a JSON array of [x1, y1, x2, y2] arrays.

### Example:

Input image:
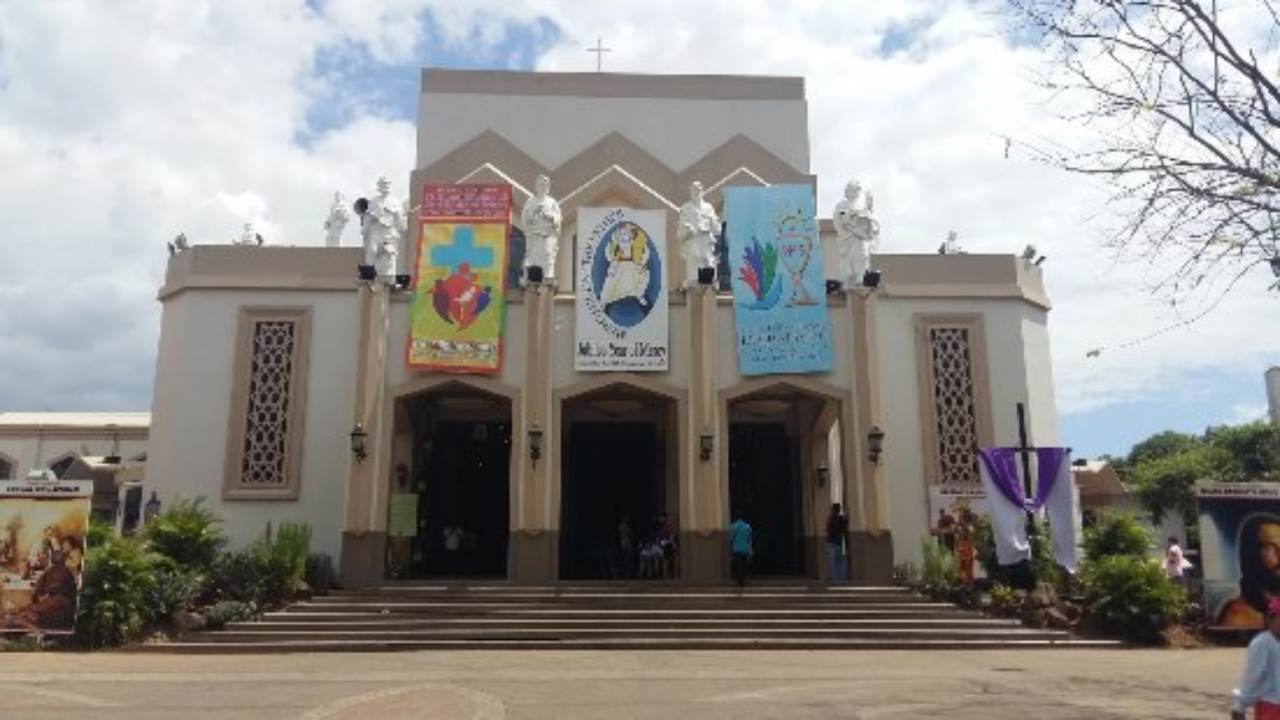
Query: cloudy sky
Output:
[[0, 0, 1275, 457]]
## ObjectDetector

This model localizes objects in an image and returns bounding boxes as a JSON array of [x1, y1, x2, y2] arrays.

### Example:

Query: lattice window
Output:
[[928, 327, 980, 485], [240, 321, 295, 486], [0, 455, 11, 479], [225, 308, 310, 500]]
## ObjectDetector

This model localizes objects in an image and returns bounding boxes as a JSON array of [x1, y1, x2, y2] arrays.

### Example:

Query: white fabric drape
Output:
[[978, 456, 1031, 566]]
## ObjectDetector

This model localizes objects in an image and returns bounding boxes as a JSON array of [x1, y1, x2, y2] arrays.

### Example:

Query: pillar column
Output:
[[847, 289, 894, 583], [682, 286, 724, 581], [509, 285, 557, 581], [341, 284, 391, 587]]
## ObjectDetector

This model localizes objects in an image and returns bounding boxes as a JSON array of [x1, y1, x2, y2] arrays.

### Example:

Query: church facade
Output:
[[145, 69, 1060, 586]]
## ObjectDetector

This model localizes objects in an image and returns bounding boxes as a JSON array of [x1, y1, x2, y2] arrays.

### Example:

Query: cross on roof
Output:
[[587, 37, 612, 72], [431, 226, 494, 271]]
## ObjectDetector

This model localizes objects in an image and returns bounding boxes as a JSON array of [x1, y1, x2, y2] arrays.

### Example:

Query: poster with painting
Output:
[[574, 207, 669, 371], [407, 184, 511, 373], [1198, 482, 1280, 629], [723, 184, 833, 376], [0, 477, 92, 635]]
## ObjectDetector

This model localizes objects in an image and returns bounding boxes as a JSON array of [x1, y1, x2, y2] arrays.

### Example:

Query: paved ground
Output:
[[0, 648, 1246, 719]]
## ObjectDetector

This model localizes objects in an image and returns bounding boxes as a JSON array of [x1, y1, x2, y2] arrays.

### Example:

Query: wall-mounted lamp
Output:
[[349, 422, 368, 463], [816, 464, 830, 487], [699, 431, 714, 462], [528, 424, 544, 464], [867, 425, 886, 464]]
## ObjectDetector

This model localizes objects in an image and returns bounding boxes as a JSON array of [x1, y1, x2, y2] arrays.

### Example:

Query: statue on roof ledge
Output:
[[678, 181, 720, 288], [938, 229, 965, 255], [833, 179, 879, 289], [324, 191, 350, 247], [358, 177, 408, 270], [520, 174, 562, 286]]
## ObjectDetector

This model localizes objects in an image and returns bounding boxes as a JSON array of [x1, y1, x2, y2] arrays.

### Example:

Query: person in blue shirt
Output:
[[1233, 596, 1280, 719], [728, 513, 753, 588]]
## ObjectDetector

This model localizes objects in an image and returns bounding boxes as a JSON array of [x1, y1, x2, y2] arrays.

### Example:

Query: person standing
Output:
[[1231, 597, 1280, 719], [729, 513, 753, 588], [825, 503, 848, 582], [1165, 536, 1191, 587], [617, 515, 634, 579]]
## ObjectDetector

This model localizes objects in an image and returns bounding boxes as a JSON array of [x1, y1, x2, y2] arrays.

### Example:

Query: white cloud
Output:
[[0, 0, 1274, 425]]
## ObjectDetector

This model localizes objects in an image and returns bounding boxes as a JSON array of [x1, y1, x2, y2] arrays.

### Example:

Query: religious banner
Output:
[[575, 207, 669, 371], [1197, 482, 1280, 630], [723, 185, 833, 375], [407, 184, 511, 373], [0, 474, 92, 635]]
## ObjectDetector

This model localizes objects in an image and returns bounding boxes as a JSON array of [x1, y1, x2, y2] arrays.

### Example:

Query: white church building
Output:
[[145, 69, 1061, 586]]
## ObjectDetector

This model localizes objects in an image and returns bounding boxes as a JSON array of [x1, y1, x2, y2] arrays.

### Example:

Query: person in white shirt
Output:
[[1232, 596, 1280, 719], [1165, 537, 1192, 586]]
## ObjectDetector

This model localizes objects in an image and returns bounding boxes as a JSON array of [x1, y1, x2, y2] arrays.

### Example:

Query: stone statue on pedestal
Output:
[[233, 223, 264, 246], [833, 180, 880, 289], [324, 191, 350, 247], [938, 230, 964, 255], [677, 181, 720, 287], [520, 174, 562, 285], [359, 177, 408, 273]]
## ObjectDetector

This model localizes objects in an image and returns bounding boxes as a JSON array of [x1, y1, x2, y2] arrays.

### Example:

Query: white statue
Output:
[[324, 191, 350, 247], [833, 180, 880, 288], [167, 232, 189, 256], [233, 223, 263, 246], [677, 181, 720, 287], [938, 230, 964, 255], [359, 176, 408, 269], [519, 174, 562, 285]]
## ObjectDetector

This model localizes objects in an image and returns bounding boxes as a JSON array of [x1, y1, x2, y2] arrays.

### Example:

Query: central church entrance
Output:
[[559, 385, 678, 580], [726, 383, 846, 579], [388, 383, 512, 579]]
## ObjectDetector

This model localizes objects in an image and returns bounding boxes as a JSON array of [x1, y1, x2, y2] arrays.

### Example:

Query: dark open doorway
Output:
[[391, 389, 511, 579], [728, 421, 805, 576], [559, 389, 676, 580]]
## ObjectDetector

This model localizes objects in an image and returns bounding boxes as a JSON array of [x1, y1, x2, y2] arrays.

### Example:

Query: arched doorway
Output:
[[724, 382, 848, 578], [558, 383, 680, 580], [387, 382, 513, 579]]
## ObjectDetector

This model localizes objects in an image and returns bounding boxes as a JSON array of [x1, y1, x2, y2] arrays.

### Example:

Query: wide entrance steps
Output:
[[146, 583, 1120, 652]]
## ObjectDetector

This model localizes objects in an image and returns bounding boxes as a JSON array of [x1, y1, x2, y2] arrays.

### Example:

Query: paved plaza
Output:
[[0, 648, 1246, 719]]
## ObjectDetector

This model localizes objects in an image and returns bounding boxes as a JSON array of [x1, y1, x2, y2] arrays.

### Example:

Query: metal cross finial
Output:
[[587, 37, 612, 72]]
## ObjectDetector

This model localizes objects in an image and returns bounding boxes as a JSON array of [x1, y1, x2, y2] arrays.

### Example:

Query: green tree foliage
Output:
[[1124, 421, 1280, 526], [1126, 431, 1202, 467], [1082, 512, 1153, 562], [143, 497, 226, 571], [1079, 555, 1184, 643], [76, 536, 160, 647]]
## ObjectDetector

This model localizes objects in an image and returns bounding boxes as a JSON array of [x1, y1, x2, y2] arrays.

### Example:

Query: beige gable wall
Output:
[[418, 70, 810, 174]]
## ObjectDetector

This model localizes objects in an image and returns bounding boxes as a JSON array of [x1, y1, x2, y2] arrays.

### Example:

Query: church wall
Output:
[[1020, 310, 1062, 446], [418, 93, 809, 175], [146, 289, 360, 561], [874, 296, 1045, 565]]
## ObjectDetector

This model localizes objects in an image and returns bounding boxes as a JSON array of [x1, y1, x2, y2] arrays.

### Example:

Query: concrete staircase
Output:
[[144, 583, 1120, 652]]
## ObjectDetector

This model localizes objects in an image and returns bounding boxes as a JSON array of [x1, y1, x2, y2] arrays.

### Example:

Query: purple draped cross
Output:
[[977, 446, 1068, 511]]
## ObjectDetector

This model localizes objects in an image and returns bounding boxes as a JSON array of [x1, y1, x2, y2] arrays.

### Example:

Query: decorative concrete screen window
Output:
[[224, 307, 311, 500], [915, 315, 993, 487]]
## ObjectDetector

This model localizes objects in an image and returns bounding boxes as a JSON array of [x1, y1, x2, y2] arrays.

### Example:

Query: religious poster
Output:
[[0, 476, 92, 635], [1197, 482, 1280, 630], [723, 185, 833, 375], [407, 184, 511, 373], [574, 207, 669, 371]]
